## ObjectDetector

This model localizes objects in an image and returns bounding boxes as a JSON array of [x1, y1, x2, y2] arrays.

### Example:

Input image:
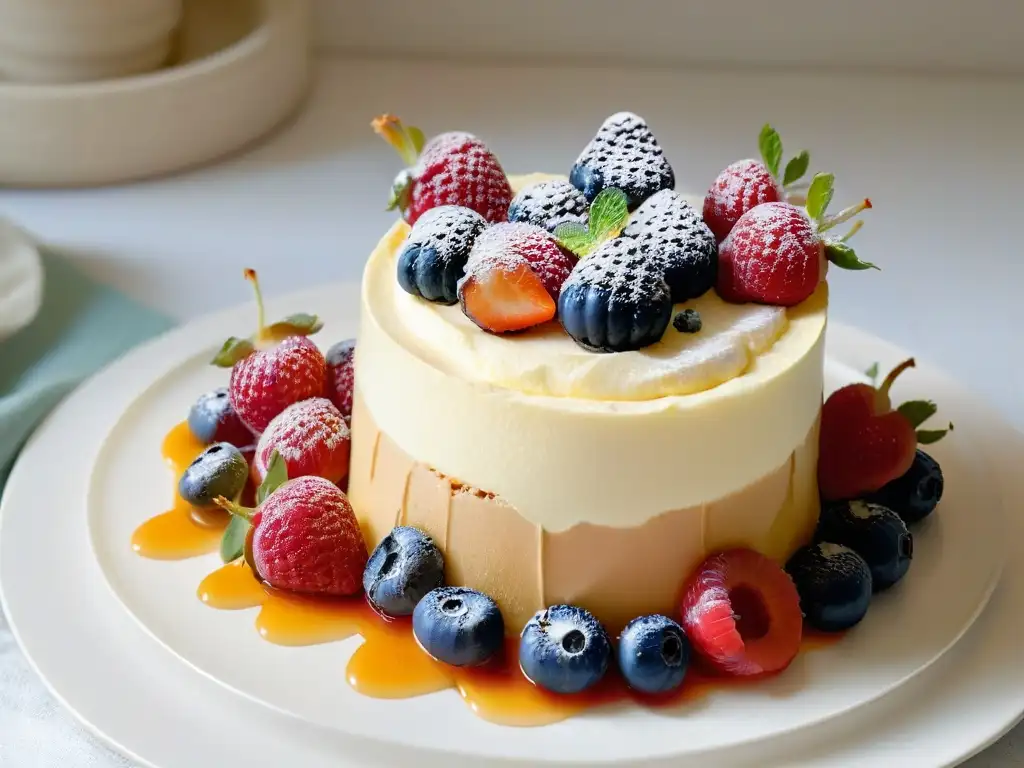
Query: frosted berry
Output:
[[508, 179, 589, 233], [325, 338, 356, 421], [252, 397, 351, 486], [395, 206, 486, 304]]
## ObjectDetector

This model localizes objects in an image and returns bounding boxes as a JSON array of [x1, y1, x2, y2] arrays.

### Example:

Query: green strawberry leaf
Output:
[[782, 150, 810, 186], [211, 337, 255, 368], [386, 169, 414, 212], [588, 188, 630, 242], [917, 424, 953, 444], [864, 362, 879, 384], [257, 450, 289, 504], [758, 124, 783, 178], [220, 515, 250, 563], [805, 172, 835, 221], [897, 399, 938, 428], [407, 125, 426, 155], [264, 313, 324, 341], [824, 242, 879, 271], [553, 221, 598, 258]]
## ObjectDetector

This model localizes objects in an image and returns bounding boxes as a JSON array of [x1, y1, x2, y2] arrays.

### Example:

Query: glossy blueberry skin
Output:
[[177, 442, 249, 510], [187, 387, 253, 446], [412, 587, 504, 667], [362, 526, 445, 617], [395, 206, 486, 305], [786, 542, 873, 632], [815, 500, 913, 592], [617, 614, 690, 694], [519, 604, 611, 694], [866, 450, 944, 525]]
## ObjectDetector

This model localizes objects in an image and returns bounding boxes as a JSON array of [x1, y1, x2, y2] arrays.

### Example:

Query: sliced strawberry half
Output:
[[458, 262, 556, 333], [680, 548, 802, 677]]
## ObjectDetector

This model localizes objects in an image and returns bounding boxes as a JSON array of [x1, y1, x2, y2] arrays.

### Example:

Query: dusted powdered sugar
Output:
[[726, 202, 821, 295], [704, 159, 783, 242], [413, 132, 513, 223], [507, 179, 589, 232], [254, 396, 351, 484], [562, 237, 670, 307], [459, 222, 575, 299]]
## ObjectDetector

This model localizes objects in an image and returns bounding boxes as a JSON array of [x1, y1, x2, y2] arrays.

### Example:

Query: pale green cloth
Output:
[[0, 250, 173, 489]]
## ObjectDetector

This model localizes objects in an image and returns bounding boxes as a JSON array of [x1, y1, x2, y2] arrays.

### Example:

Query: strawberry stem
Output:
[[372, 114, 422, 166], [213, 495, 255, 522], [244, 268, 267, 341], [877, 357, 916, 405], [818, 198, 872, 233], [838, 220, 864, 243]]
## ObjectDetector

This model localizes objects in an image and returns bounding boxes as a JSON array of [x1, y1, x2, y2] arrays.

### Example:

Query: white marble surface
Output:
[[0, 54, 1021, 765]]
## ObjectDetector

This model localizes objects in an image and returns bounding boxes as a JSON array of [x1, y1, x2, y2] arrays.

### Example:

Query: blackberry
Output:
[[395, 205, 486, 304], [507, 179, 589, 233]]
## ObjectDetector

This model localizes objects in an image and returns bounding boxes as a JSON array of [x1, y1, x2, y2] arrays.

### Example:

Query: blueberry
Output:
[[815, 500, 913, 592], [177, 442, 249, 510], [866, 450, 944, 525], [558, 237, 673, 353], [786, 542, 873, 632], [396, 205, 487, 304], [673, 309, 702, 334], [362, 526, 445, 617], [617, 614, 690, 694], [508, 179, 589, 233], [187, 387, 253, 446], [569, 112, 674, 210], [519, 604, 611, 694], [412, 586, 504, 666]]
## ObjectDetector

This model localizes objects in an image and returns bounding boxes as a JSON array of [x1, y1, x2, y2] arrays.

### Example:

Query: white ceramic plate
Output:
[[78, 283, 1003, 764], [1, 285, 1019, 767]]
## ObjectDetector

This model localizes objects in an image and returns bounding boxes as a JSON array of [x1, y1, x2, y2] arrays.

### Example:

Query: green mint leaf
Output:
[[758, 124, 783, 177], [865, 362, 879, 384], [265, 313, 324, 340], [211, 337, 255, 367], [782, 151, 810, 186], [588, 188, 630, 242], [553, 221, 597, 257], [408, 125, 425, 155], [220, 516, 250, 563], [824, 242, 879, 271], [805, 172, 835, 221], [897, 399, 938, 428], [257, 450, 289, 503], [917, 424, 953, 445]]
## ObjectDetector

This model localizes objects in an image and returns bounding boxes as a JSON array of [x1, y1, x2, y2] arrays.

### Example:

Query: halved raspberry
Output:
[[459, 262, 555, 334]]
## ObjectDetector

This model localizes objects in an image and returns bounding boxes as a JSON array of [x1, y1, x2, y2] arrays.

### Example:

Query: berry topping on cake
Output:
[[569, 111, 674, 210], [552, 187, 630, 258], [866, 449, 944, 525], [508, 179, 590, 233], [252, 397, 351, 486], [818, 358, 952, 501], [703, 124, 811, 243], [212, 270, 326, 434], [519, 604, 611, 694], [717, 173, 874, 306], [558, 237, 673, 353], [457, 222, 575, 334], [785, 542, 873, 632], [673, 309, 702, 334], [617, 614, 691, 695], [178, 443, 249, 511], [412, 586, 505, 667], [215, 473, 367, 596], [680, 548, 802, 677], [816, 500, 913, 592], [622, 189, 717, 302], [395, 205, 487, 304], [325, 338, 356, 421], [363, 526, 445, 617], [187, 387, 254, 447], [372, 114, 513, 225]]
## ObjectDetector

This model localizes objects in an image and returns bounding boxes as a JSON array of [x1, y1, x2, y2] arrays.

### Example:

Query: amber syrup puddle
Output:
[[139, 422, 841, 726]]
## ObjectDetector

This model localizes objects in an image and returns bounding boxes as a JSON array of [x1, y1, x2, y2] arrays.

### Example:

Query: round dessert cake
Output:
[[348, 174, 827, 634]]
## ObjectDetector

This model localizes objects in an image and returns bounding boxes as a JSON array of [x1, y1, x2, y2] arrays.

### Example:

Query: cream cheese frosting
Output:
[[353, 174, 828, 532]]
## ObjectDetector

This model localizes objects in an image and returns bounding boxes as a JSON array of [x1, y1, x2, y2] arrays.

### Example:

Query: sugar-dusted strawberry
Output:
[[372, 114, 513, 226], [703, 124, 811, 243], [716, 173, 875, 306], [215, 466, 367, 596], [680, 548, 802, 677], [818, 358, 952, 502], [212, 270, 327, 434], [252, 397, 351, 486], [457, 222, 575, 334], [325, 338, 355, 421]]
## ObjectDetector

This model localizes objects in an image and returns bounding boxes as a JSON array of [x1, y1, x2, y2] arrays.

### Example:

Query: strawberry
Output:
[[372, 114, 513, 226], [680, 548, 802, 677], [818, 358, 952, 502], [457, 222, 575, 334], [325, 338, 355, 421], [252, 397, 351, 486], [216, 470, 367, 597], [703, 124, 810, 243], [212, 270, 327, 434], [716, 173, 875, 306]]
